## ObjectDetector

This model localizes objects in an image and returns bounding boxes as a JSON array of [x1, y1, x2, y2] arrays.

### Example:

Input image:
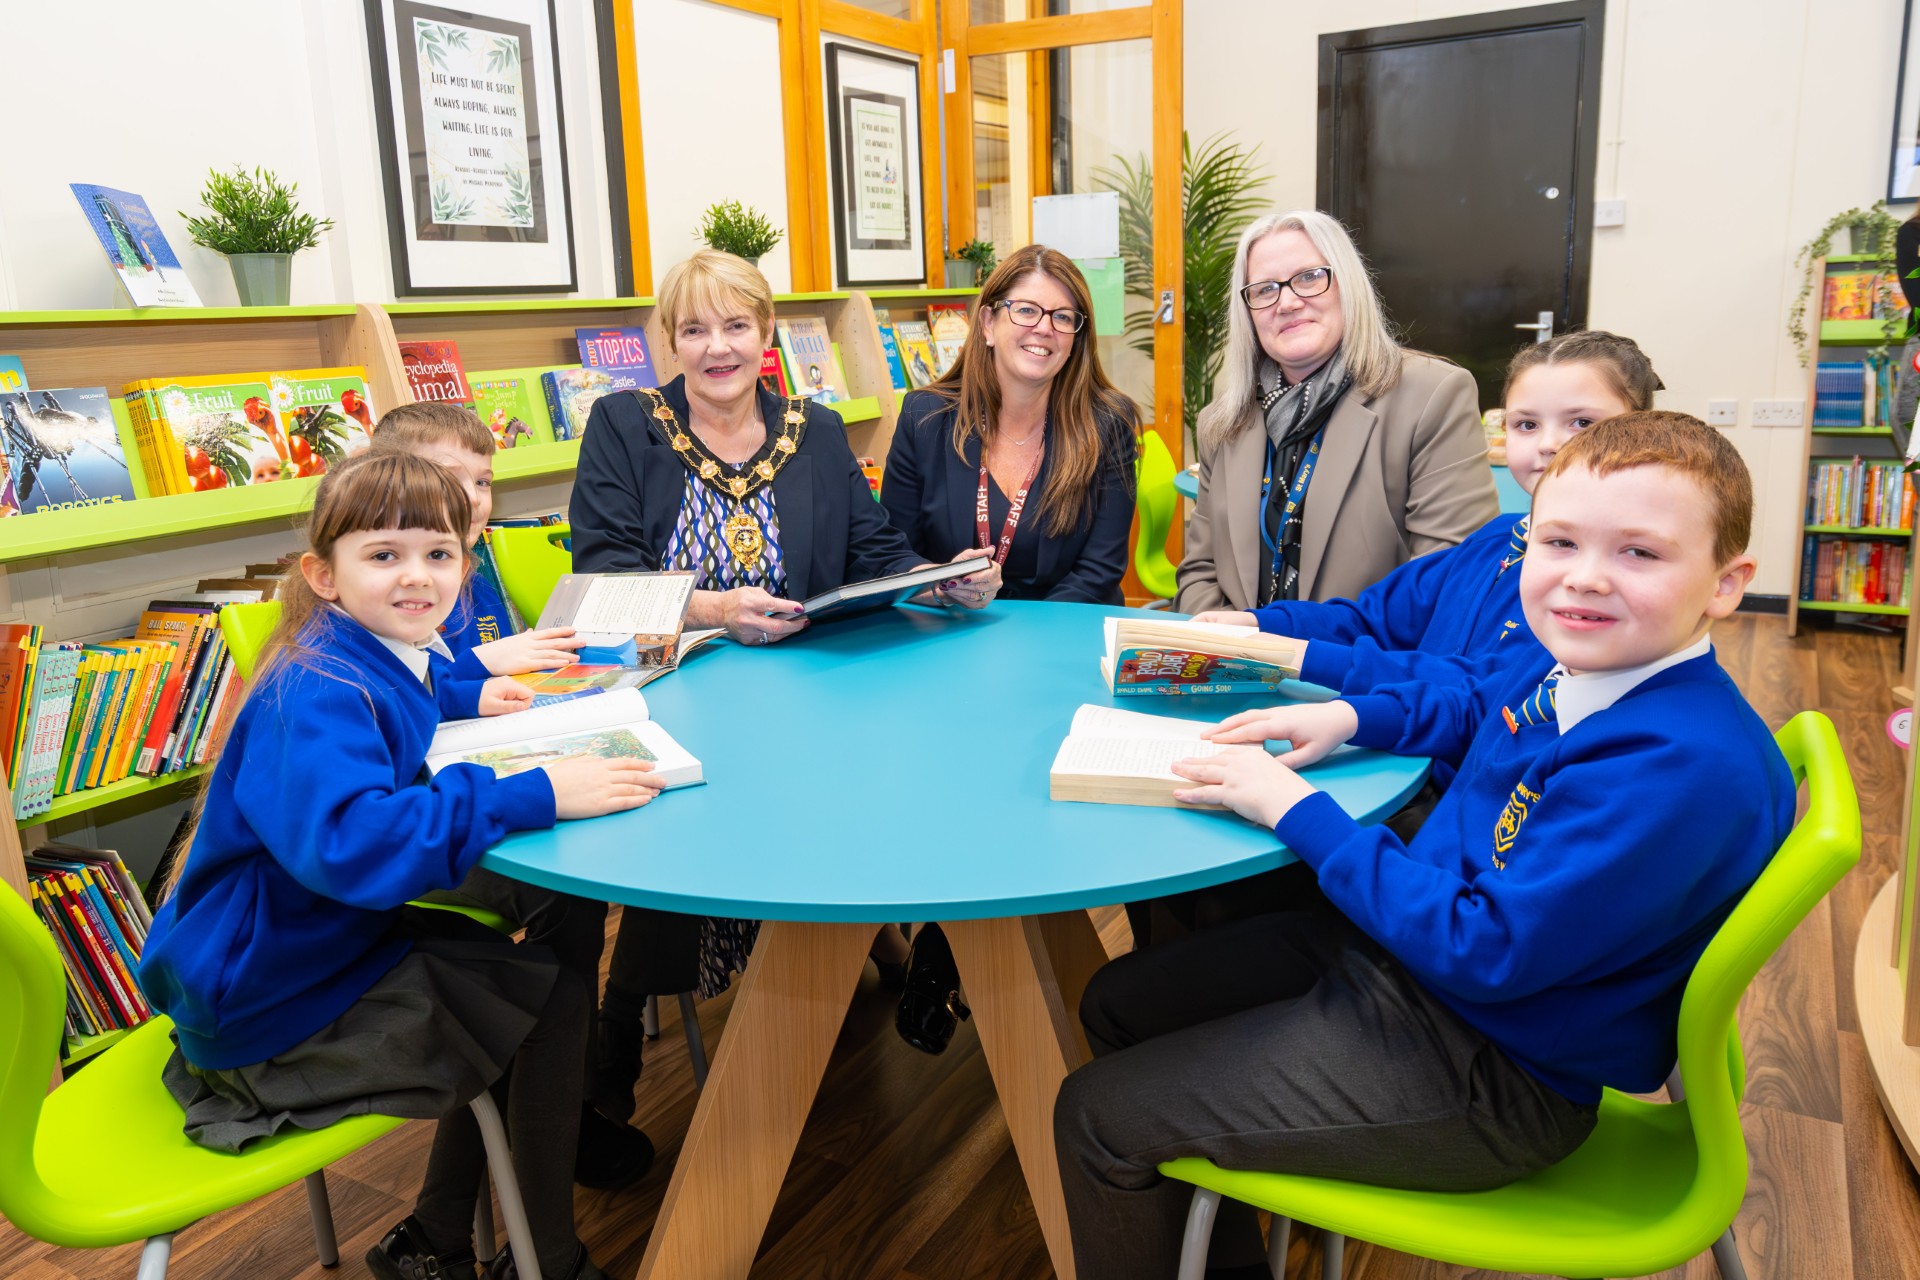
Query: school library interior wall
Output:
[[1183, 0, 1908, 600]]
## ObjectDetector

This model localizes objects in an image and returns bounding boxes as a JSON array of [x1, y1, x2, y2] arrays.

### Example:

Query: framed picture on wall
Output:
[[365, 0, 577, 294], [1892, 0, 1920, 201], [825, 43, 925, 286]]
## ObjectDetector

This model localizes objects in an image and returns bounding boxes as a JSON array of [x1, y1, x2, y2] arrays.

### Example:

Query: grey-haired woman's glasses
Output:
[[1240, 266, 1335, 310]]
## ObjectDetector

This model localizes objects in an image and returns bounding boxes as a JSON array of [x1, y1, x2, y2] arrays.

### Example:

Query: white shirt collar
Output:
[[326, 604, 453, 684], [1550, 632, 1712, 735]]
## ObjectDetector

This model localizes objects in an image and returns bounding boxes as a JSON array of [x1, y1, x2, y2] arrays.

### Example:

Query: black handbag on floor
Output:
[[895, 922, 970, 1055]]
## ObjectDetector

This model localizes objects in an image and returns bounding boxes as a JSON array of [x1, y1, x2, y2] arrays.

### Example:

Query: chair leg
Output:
[[302, 1171, 339, 1266], [1266, 1214, 1291, 1277], [1322, 1230, 1344, 1280], [136, 1234, 174, 1280], [1710, 1226, 1749, 1280], [470, 1090, 543, 1280], [474, 1170, 497, 1265], [678, 990, 710, 1089], [642, 993, 660, 1040], [1175, 1187, 1220, 1280]]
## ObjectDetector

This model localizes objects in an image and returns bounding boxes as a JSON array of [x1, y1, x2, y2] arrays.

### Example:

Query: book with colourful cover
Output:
[[468, 374, 553, 449], [0, 387, 135, 515], [542, 368, 617, 442], [893, 320, 939, 388], [759, 349, 790, 397], [269, 368, 373, 479], [1824, 273, 1875, 321], [927, 303, 970, 376], [0, 357, 26, 393], [775, 317, 843, 403], [0, 625, 38, 786], [876, 323, 910, 391], [15, 643, 84, 818], [398, 340, 473, 404], [140, 373, 289, 489], [575, 327, 659, 392], [1099, 617, 1302, 696], [68, 184, 203, 308], [427, 688, 703, 790]]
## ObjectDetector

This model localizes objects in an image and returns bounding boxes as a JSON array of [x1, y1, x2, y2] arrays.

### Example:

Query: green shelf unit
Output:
[[19, 763, 212, 828], [1827, 253, 1890, 264], [1796, 600, 1911, 616], [1812, 426, 1894, 436], [0, 305, 359, 327], [835, 396, 882, 424], [490, 439, 581, 482], [1819, 319, 1902, 343], [866, 287, 980, 300], [1804, 525, 1914, 536], [61, 1025, 136, 1067], [385, 298, 654, 316]]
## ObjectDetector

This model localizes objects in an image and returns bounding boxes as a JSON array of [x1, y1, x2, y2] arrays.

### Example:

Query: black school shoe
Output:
[[574, 1102, 656, 1189], [895, 922, 970, 1055], [367, 1214, 479, 1280], [485, 1244, 610, 1280]]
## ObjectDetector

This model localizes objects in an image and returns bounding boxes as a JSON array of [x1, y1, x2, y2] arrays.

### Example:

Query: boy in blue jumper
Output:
[[1055, 412, 1797, 1278]]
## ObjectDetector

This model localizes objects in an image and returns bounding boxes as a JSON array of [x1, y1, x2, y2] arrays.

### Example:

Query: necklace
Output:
[[640, 387, 806, 571]]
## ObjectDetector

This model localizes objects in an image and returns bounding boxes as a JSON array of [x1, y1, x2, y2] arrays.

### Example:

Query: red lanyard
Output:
[[977, 444, 1044, 566]]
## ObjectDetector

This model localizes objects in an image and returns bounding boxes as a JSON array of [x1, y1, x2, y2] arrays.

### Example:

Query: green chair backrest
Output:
[[219, 601, 284, 682], [0, 881, 77, 1219], [1134, 430, 1179, 600], [490, 524, 573, 627], [1671, 710, 1859, 1233]]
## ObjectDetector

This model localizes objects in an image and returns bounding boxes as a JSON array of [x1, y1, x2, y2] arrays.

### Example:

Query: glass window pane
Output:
[[840, 0, 915, 19]]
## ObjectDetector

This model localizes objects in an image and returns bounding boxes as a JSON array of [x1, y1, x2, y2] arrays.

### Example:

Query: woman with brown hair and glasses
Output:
[[881, 244, 1139, 606]]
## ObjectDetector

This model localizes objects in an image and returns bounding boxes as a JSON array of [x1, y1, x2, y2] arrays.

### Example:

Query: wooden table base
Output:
[[633, 910, 1107, 1280], [1855, 876, 1920, 1173]]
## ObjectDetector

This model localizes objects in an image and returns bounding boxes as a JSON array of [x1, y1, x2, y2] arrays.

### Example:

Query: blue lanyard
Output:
[[1259, 427, 1327, 581]]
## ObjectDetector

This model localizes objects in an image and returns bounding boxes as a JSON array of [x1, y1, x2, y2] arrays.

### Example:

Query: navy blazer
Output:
[[881, 390, 1138, 605], [571, 376, 923, 598]]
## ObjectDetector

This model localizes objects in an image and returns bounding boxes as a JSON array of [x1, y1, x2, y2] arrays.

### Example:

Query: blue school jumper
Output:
[[1274, 650, 1794, 1104], [445, 572, 512, 680], [137, 610, 556, 1070]]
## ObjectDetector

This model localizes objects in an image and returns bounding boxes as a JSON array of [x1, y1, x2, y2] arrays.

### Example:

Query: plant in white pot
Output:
[[180, 166, 334, 307]]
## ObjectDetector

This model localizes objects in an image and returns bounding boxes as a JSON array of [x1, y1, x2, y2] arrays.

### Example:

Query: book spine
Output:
[[123, 387, 170, 496], [540, 373, 570, 441], [161, 622, 216, 771], [32, 883, 102, 1036], [48, 875, 133, 1027], [181, 637, 231, 766], [53, 654, 100, 798], [1800, 534, 1816, 601], [16, 650, 74, 817], [66, 872, 149, 1021]]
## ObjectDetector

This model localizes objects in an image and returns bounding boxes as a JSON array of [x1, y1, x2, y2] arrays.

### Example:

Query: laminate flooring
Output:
[[8, 614, 1920, 1279]]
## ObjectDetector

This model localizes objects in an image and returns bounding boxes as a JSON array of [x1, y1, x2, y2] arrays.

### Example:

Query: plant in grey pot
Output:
[[696, 200, 783, 267], [947, 239, 996, 288], [180, 166, 333, 307]]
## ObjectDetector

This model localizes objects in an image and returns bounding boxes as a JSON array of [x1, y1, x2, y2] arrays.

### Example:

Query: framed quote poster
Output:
[[365, 0, 577, 293], [824, 43, 925, 287]]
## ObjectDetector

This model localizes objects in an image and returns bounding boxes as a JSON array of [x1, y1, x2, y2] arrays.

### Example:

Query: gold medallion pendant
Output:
[[722, 509, 766, 569]]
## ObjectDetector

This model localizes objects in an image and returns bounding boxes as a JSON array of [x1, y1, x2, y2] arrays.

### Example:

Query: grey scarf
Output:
[[1259, 352, 1353, 603]]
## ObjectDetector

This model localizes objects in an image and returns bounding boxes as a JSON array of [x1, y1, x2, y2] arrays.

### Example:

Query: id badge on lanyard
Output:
[[978, 448, 1045, 565], [1259, 427, 1326, 596]]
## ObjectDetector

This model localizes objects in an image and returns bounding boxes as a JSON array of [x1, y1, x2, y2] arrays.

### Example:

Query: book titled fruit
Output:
[[541, 368, 617, 442], [0, 387, 136, 515], [135, 373, 288, 490], [268, 368, 373, 479], [575, 327, 659, 392], [468, 373, 553, 450], [1100, 617, 1302, 696], [775, 316, 844, 403], [398, 340, 472, 403]]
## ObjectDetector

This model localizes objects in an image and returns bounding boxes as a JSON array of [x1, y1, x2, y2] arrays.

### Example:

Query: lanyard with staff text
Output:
[[1259, 425, 1327, 598], [977, 416, 1047, 565]]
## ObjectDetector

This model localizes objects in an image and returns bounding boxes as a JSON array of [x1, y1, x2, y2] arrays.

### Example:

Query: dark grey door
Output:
[[1318, 1, 1604, 406]]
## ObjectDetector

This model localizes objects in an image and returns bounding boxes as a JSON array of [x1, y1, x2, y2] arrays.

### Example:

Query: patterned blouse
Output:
[[660, 470, 788, 596]]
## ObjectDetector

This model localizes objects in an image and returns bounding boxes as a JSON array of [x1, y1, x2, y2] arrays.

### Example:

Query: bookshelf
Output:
[[1788, 254, 1916, 640]]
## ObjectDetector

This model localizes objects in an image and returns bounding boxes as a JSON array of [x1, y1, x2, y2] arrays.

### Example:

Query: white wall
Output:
[[1185, 0, 1909, 597]]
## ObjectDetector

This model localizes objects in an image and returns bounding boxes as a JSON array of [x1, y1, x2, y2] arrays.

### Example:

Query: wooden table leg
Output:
[[1036, 908, 1115, 1063], [635, 919, 876, 1280], [944, 915, 1091, 1280]]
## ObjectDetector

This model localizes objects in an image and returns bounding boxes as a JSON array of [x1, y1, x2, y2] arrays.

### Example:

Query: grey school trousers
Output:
[[1053, 908, 1598, 1274]]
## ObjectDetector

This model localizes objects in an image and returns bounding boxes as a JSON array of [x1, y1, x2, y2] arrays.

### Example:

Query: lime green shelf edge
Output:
[[20, 762, 211, 828], [1811, 426, 1894, 435], [1819, 319, 1905, 342], [0, 305, 358, 326], [1804, 525, 1914, 536], [835, 396, 882, 424], [62, 1025, 136, 1067], [1797, 600, 1911, 615], [387, 298, 655, 315], [0, 443, 582, 564]]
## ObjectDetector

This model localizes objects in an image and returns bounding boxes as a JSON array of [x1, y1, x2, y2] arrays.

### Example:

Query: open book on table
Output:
[[776, 558, 981, 623], [1050, 705, 1233, 808], [509, 629, 724, 704], [1101, 617, 1303, 696], [536, 572, 697, 666], [427, 687, 703, 789]]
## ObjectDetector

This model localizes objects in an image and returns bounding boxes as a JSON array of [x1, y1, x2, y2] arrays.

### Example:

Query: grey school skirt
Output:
[[162, 910, 560, 1153]]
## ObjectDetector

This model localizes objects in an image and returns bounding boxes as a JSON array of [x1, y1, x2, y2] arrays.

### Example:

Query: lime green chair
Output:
[[1159, 710, 1860, 1280], [489, 523, 573, 629], [1134, 429, 1179, 603]]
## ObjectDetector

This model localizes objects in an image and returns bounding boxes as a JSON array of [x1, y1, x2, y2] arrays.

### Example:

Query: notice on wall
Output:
[[850, 96, 908, 243], [405, 8, 543, 236]]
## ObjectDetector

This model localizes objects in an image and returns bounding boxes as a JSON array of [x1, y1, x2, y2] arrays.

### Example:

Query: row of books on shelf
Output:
[[1, 579, 278, 819], [24, 844, 155, 1043], [1798, 534, 1912, 608], [1806, 457, 1916, 529], [1812, 357, 1898, 428], [1823, 270, 1909, 322]]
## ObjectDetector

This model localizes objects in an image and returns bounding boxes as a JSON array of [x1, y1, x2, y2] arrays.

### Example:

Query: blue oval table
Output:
[[481, 600, 1427, 1280]]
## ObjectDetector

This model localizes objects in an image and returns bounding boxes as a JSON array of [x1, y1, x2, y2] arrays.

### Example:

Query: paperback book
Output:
[[268, 368, 374, 478], [534, 571, 697, 665], [468, 373, 553, 449], [427, 687, 703, 789], [0, 387, 137, 515], [927, 303, 971, 377], [893, 320, 939, 388], [1049, 705, 1231, 808], [775, 317, 844, 402], [759, 348, 790, 397], [69, 184, 202, 308], [576, 327, 659, 392], [875, 322, 911, 392], [398, 340, 472, 404], [134, 373, 287, 490], [1100, 617, 1303, 696], [542, 369, 617, 441]]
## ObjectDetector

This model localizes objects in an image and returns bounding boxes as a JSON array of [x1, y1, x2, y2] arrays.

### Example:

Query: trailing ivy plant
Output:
[[696, 200, 783, 260], [1092, 133, 1268, 448], [180, 166, 334, 256], [1789, 200, 1905, 366]]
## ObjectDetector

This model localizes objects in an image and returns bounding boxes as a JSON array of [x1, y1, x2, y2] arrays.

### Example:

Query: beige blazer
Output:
[[1174, 352, 1496, 612]]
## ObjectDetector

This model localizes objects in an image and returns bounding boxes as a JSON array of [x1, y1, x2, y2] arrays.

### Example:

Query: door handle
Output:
[[1513, 310, 1554, 344]]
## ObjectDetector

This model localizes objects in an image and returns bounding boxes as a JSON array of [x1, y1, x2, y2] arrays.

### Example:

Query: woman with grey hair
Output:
[[1174, 210, 1496, 612]]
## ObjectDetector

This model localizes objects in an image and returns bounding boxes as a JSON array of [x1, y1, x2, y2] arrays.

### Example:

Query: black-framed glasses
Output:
[[1240, 266, 1335, 310], [994, 298, 1087, 334]]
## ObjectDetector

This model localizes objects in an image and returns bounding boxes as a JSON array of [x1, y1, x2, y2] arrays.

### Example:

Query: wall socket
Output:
[[1751, 399, 1806, 427], [1705, 399, 1737, 426]]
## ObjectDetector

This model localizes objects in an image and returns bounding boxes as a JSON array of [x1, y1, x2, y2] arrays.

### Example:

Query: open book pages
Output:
[[536, 572, 697, 658], [1049, 705, 1233, 808], [510, 628, 725, 703], [780, 558, 981, 622], [426, 687, 703, 789], [1101, 616, 1303, 696]]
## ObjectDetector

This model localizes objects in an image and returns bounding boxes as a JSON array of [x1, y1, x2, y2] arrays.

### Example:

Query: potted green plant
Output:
[[947, 239, 997, 288], [180, 166, 333, 307], [695, 200, 783, 266], [1789, 200, 1905, 365]]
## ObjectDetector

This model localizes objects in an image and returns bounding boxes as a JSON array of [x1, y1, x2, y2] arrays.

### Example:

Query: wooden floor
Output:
[[8, 613, 1920, 1280]]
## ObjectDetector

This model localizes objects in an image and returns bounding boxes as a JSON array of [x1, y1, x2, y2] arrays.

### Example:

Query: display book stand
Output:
[[0, 287, 977, 1071]]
